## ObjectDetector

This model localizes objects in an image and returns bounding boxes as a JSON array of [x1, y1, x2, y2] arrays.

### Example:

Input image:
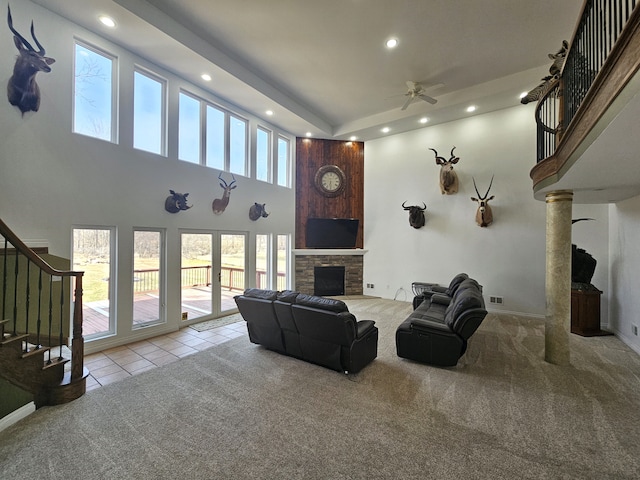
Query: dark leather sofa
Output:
[[396, 273, 487, 367], [234, 289, 378, 373]]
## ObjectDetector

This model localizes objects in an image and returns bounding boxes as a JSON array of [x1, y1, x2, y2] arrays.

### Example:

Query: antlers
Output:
[[218, 171, 237, 188], [430, 147, 459, 165]]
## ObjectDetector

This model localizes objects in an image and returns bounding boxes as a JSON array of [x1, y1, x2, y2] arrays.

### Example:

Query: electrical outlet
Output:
[[632, 324, 638, 336], [366, 283, 374, 288], [489, 296, 504, 305], [181, 312, 188, 321]]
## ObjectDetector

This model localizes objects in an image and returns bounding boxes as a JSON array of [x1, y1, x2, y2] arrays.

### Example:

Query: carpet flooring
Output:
[[188, 313, 244, 332], [1, 298, 639, 479]]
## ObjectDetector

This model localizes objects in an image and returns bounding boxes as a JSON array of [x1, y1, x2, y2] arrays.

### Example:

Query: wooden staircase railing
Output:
[[0, 218, 87, 408]]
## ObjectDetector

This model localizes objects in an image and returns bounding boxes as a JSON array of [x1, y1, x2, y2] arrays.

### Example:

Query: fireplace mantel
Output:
[[293, 249, 368, 256]]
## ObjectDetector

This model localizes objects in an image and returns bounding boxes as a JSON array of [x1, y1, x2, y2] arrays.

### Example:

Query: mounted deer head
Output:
[[6, 4, 55, 115], [430, 147, 459, 194], [212, 172, 237, 215], [164, 190, 192, 214], [402, 202, 427, 229], [471, 176, 495, 227], [249, 203, 269, 221]]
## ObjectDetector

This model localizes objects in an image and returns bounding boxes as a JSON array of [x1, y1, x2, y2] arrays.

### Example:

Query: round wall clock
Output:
[[314, 165, 346, 197]]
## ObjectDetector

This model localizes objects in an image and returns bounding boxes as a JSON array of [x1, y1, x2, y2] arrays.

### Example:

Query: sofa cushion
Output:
[[295, 294, 349, 313], [447, 273, 469, 295], [277, 290, 299, 303], [243, 288, 278, 300], [445, 289, 483, 331]]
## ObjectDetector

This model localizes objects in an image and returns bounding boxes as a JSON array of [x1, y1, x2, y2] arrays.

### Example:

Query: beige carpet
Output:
[[188, 313, 243, 332], [1, 298, 639, 479]]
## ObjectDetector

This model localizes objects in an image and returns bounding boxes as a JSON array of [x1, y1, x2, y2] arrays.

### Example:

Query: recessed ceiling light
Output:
[[349, 136, 357, 141], [305, 132, 313, 137], [466, 105, 477, 113], [381, 127, 390, 133], [519, 92, 528, 99], [201, 74, 212, 81], [266, 110, 274, 116], [98, 15, 116, 28], [385, 38, 398, 49], [419, 117, 429, 124]]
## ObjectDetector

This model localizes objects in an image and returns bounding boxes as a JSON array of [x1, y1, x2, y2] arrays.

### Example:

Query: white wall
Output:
[[609, 195, 640, 354], [0, 1, 295, 351], [364, 106, 610, 320]]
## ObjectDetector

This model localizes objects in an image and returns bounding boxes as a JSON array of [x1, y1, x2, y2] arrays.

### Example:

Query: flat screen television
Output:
[[306, 218, 359, 249]]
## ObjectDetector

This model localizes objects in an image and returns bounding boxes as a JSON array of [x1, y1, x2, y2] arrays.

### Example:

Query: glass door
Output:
[[180, 232, 213, 323]]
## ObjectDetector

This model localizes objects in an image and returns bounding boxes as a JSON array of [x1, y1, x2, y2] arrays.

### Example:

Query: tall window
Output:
[[256, 127, 271, 182], [133, 229, 165, 327], [229, 115, 247, 176], [72, 227, 115, 338], [277, 137, 290, 187], [178, 92, 201, 163], [133, 69, 165, 155], [206, 105, 225, 170], [73, 42, 115, 142], [256, 234, 270, 289], [276, 234, 290, 290]]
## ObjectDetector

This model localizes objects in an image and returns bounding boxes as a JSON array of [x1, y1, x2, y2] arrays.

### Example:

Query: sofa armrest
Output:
[[410, 317, 452, 333], [356, 320, 376, 338], [431, 293, 452, 305]]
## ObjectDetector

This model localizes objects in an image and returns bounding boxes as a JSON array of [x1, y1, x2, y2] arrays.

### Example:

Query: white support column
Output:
[[544, 190, 573, 365]]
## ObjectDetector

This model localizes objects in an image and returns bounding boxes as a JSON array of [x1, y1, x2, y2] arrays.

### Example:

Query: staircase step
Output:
[[42, 356, 70, 370], [21, 345, 51, 359], [1, 333, 29, 346]]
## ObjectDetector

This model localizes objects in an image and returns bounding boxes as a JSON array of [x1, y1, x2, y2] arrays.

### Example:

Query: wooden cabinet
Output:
[[571, 288, 611, 336]]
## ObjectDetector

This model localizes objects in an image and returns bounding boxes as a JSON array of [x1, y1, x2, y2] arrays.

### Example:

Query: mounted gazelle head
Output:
[[471, 176, 495, 227], [6, 4, 55, 115], [212, 172, 237, 215], [430, 147, 459, 194], [402, 202, 427, 229]]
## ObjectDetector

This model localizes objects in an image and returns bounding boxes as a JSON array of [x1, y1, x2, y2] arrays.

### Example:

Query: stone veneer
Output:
[[294, 252, 364, 296]]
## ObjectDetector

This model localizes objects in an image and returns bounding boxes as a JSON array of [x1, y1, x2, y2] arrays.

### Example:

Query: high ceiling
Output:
[[32, 0, 583, 141]]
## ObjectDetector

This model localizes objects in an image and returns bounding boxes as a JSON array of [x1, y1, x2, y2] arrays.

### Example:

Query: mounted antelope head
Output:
[[471, 176, 495, 227], [164, 190, 192, 214], [6, 5, 55, 115], [249, 203, 269, 221], [212, 172, 237, 215], [402, 202, 427, 229], [430, 147, 459, 194]]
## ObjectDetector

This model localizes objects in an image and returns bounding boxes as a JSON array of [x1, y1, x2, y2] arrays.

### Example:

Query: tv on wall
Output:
[[306, 218, 359, 249]]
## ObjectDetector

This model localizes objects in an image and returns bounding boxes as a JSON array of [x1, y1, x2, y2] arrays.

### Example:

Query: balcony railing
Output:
[[534, 0, 639, 163]]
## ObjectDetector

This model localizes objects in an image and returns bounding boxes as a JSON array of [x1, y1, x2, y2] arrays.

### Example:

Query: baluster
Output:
[[13, 249, 19, 336], [58, 275, 64, 360], [25, 258, 30, 352], [36, 269, 42, 348], [2, 236, 7, 337], [47, 275, 53, 364]]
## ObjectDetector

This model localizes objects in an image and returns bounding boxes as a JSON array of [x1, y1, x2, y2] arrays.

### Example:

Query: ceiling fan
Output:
[[400, 81, 441, 110]]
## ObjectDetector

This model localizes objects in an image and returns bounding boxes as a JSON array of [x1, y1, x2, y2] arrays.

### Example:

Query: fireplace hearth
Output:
[[293, 248, 367, 296], [314, 266, 345, 296]]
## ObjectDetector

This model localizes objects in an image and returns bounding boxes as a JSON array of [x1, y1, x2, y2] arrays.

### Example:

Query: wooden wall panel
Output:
[[295, 138, 364, 249]]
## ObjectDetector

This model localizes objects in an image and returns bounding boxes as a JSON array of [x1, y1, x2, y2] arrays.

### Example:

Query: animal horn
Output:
[[29, 20, 46, 55], [472, 177, 482, 199], [7, 5, 36, 52], [429, 148, 446, 163], [402, 201, 408, 210], [229, 173, 237, 186], [484, 175, 494, 198], [421, 202, 427, 210], [449, 146, 457, 159], [218, 171, 228, 187]]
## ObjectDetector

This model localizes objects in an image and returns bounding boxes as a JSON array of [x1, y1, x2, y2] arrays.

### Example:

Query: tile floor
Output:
[[84, 320, 247, 392]]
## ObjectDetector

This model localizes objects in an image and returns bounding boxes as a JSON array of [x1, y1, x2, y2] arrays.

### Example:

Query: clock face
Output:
[[314, 165, 346, 197]]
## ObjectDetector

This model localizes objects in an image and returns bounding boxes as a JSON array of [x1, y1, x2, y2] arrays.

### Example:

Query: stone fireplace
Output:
[[293, 249, 366, 296]]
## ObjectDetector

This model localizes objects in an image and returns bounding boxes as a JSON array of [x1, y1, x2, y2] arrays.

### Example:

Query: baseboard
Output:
[[486, 308, 545, 319], [0, 402, 36, 433]]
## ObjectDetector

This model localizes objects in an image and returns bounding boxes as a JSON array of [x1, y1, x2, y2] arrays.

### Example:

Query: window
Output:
[[133, 69, 165, 155], [72, 227, 115, 338], [73, 42, 116, 142], [255, 234, 270, 289], [181, 233, 213, 322], [276, 234, 290, 290], [206, 105, 225, 170], [229, 115, 247, 176], [256, 127, 271, 182], [277, 137, 290, 187], [133, 229, 165, 327], [178, 92, 201, 163]]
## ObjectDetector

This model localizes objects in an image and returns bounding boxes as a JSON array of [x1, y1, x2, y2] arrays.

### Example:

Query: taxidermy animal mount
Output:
[[249, 203, 269, 221], [402, 202, 426, 229], [6, 4, 55, 114], [521, 40, 568, 105], [164, 190, 192, 213], [471, 176, 495, 227], [212, 172, 237, 215], [430, 147, 460, 194]]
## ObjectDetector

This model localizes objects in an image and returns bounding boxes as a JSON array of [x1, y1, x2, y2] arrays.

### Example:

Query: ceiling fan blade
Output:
[[419, 94, 438, 105], [401, 95, 414, 111]]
